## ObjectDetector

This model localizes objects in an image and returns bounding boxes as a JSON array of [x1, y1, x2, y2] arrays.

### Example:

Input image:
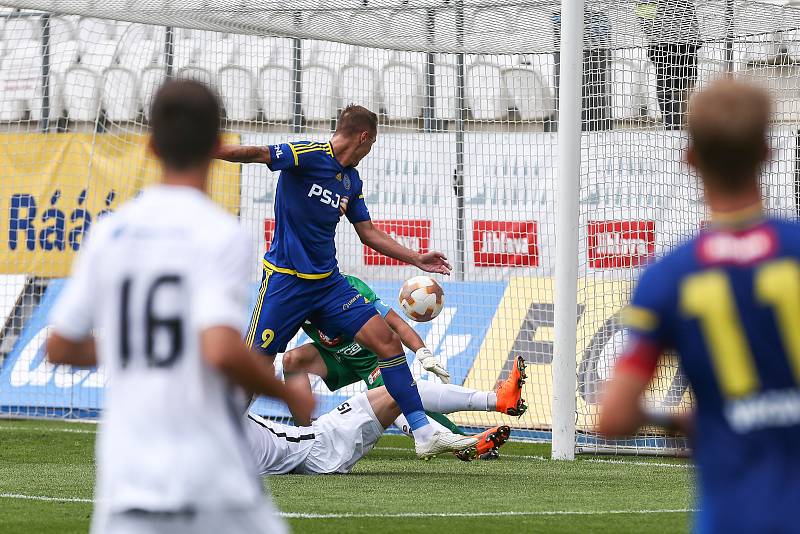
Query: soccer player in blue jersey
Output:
[[215, 105, 476, 459], [599, 79, 800, 532]]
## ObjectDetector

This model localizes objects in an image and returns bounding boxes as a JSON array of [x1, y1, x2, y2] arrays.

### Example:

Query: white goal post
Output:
[[0, 0, 799, 458]]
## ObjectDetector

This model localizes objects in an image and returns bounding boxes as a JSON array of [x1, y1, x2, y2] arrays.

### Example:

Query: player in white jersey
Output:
[[244, 364, 526, 475], [46, 80, 313, 534]]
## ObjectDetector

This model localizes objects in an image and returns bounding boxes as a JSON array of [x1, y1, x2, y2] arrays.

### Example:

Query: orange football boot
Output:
[[495, 355, 527, 416], [455, 425, 511, 461]]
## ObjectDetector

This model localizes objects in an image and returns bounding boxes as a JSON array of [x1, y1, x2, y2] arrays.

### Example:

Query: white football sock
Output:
[[394, 414, 450, 438], [416, 381, 495, 413], [410, 422, 435, 442]]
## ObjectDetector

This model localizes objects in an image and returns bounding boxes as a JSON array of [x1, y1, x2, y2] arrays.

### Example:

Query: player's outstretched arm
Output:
[[353, 221, 452, 275], [214, 144, 271, 164], [47, 334, 97, 367], [385, 310, 450, 383], [202, 326, 314, 422]]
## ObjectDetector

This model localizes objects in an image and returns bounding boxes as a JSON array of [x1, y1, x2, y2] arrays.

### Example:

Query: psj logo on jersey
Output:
[[308, 184, 349, 213]]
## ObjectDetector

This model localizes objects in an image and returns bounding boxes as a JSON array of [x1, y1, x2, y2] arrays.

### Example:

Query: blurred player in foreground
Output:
[[47, 80, 313, 534], [599, 79, 800, 532], [215, 105, 476, 459], [246, 363, 526, 473], [283, 274, 528, 459]]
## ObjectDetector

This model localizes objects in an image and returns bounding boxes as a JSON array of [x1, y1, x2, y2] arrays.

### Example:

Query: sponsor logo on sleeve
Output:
[[264, 218, 275, 249], [587, 220, 655, 269], [364, 220, 431, 266], [473, 220, 539, 267]]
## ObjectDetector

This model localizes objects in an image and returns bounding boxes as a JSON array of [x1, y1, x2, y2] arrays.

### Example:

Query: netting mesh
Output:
[[0, 0, 798, 453]]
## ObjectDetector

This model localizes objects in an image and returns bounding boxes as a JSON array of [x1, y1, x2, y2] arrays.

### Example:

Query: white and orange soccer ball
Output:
[[399, 276, 444, 322]]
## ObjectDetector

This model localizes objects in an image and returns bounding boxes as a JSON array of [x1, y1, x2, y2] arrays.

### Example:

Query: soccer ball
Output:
[[399, 276, 444, 322]]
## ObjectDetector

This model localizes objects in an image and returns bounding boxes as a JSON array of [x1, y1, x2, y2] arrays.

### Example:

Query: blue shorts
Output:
[[245, 267, 378, 355]]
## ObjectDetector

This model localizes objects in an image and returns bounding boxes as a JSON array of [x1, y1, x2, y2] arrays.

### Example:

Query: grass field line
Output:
[[0, 425, 96, 434], [374, 446, 693, 469], [0, 494, 695, 518]]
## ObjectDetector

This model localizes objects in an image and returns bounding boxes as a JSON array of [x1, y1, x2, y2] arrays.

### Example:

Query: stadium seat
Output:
[[79, 40, 119, 71], [258, 64, 294, 122], [172, 36, 199, 71], [301, 62, 338, 122], [218, 66, 257, 121], [382, 60, 422, 120], [118, 39, 160, 72], [609, 59, 648, 121], [466, 58, 510, 120], [30, 71, 65, 123], [433, 61, 459, 121], [195, 36, 238, 72], [176, 65, 214, 86], [304, 40, 353, 73], [339, 63, 381, 115], [62, 65, 100, 121], [234, 35, 274, 72], [102, 67, 139, 122], [77, 17, 114, 41], [49, 40, 80, 73], [0, 46, 43, 121], [140, 66, 166, 121], [503, 66, 553, 121], [48, 16, 76, 45], [6, 17, 39, 42]]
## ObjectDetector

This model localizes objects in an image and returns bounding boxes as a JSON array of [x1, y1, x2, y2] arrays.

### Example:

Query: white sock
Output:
[[411, 422, 435, 442], [393, 414, 450, 438], [416, 381, 496, 413]]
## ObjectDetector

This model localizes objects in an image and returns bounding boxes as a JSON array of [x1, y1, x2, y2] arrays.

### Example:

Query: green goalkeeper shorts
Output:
[[315, 343, 384, 391]]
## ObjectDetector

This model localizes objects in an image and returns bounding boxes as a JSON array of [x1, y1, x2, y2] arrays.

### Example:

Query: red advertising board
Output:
[[588, 220, 655, 268], [364, 220, 431, 266], [264, 218, 275, 249], [473, 220, 539, 267]]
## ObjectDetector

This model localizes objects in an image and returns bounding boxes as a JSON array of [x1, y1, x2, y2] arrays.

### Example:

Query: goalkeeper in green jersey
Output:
[[282, 274, 528, 459]]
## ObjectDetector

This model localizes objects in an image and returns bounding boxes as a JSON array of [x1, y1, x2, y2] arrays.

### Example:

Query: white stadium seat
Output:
[[77, 17, 114, 41], [339, 63, 381, 113], [218, 66, 257, 121], [80, 40, 118, 71], [172, 37, 199, 71], [102, 67, 139, 122], [48, 16, 76, 45], [382, 60, 422, 120], [433, 61, 459, 121], [195, 37, 238, 72], [232, 35, 272, 72], [30, 71, 64, 122], [62, 65, 100, 121], [176, 65, 214, 86], [49, 40, 79, 73], [6, 17, 39, 42], [258, 65, 294, 122], [140, 66, 166, 121], [118, 39, 160, 72], [466, 58, 510, 120], [503, 66, 553, 121], [609, 60, 648, 121], [301, 62, 338, 121], [0, 46, 43, 121]]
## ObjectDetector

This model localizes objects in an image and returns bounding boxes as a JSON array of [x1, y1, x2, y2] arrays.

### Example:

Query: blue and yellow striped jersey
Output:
[[265, 141, 371, 278], [625, 214, 800, 533]]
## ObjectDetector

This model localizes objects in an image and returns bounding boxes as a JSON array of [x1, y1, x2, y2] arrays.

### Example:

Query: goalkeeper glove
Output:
[[416, 347, 450, 384]]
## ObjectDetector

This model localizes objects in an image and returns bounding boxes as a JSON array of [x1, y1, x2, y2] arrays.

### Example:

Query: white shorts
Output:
[[90, 503, 287, 534], [296, 392, 384, 474]]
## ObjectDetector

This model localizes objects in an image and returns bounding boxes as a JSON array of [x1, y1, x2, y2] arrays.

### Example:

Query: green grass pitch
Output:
[[0, 419, 694, 533]]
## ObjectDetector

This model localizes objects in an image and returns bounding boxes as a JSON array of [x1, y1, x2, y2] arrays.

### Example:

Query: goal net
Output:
[[0, 0, 797, 455]]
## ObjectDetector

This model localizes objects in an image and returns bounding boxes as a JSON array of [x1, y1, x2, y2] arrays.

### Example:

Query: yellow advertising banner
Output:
[[0, 133, 240, 277], [456, 277, 691, 432]]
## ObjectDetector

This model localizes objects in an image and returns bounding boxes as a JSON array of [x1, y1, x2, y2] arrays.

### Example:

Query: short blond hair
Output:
[[688, 79, 771, 192]]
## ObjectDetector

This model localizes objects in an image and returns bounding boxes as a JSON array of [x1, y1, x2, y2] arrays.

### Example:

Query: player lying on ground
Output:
[[215, 105, 475, 459], [245, 359, 526, 473], [599, 79, 800, 533], [283, 274, 528, 459]]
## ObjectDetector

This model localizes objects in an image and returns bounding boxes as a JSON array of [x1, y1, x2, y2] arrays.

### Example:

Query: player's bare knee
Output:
[[282, 351, 299, 372]]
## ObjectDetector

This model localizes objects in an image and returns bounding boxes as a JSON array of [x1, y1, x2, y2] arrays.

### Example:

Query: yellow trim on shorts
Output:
[[246, 269, 272, 348], [261, 258, 332, 280]]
